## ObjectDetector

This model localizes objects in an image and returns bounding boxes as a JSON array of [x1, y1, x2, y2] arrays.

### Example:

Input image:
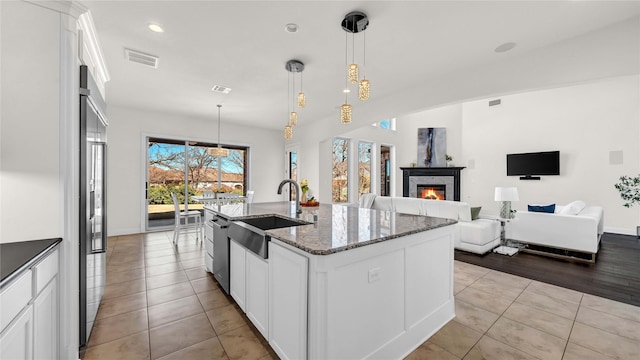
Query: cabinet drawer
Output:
[[0, 269, 32, 332], [205, 253, 213, 273], [34, 249, 58, 295], [204, 209, 214, 223], [205, 223, 214, 241], [205, 237, 213, 257]]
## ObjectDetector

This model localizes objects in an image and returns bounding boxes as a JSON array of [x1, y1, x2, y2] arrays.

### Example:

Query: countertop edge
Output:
[[0, 238, 62, 289], [269, 220, 457, 256]]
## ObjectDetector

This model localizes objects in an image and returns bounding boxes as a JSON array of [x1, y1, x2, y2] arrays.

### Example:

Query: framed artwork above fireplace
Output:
[[417, 127, 447, 168]]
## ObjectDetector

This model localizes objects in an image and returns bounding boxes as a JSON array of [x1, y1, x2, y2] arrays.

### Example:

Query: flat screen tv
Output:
[[506, 151, 560, 180]]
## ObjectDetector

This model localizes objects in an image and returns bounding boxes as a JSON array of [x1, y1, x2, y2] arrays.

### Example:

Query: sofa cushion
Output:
[[393, 197, 424, 215], [470, 207, 482, 220], [558, 200, 586, 215], [528, 204, 555, 213], [359, 193, 377, 209], [422, 199, 467, 221], [371, 196, 394, 211]]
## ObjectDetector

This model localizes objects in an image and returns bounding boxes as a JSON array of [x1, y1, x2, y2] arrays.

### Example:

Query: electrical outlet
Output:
[[368, 268, 381, 283]]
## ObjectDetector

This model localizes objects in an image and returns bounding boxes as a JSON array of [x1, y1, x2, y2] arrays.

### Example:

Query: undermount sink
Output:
[[240, 215, 311, 231], [228, 215, 310, 259]]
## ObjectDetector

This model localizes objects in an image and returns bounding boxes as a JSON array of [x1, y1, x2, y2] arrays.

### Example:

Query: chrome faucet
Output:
[[277, 179, 302, 214]]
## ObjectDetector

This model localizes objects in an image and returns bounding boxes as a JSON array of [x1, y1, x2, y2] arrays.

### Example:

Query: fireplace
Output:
[[418, 185, 446, 200], [401, 167, 464, 201]]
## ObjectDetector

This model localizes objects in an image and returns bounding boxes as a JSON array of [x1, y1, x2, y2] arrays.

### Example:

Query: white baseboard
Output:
[[604, 226, 638, 236], [108, 227, 144, 236]]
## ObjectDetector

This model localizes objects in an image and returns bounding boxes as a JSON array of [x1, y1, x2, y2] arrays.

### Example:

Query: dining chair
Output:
[[245, 190, 255, 204], [203, 190, 214, 198], [171, 192, 202, 244], [216, 192, 240, 205]]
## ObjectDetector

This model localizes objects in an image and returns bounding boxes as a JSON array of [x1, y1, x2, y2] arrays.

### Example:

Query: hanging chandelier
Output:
[[340, 11, 370, 124], [284, 59, 305, 139], [207, 104, 229, 157]]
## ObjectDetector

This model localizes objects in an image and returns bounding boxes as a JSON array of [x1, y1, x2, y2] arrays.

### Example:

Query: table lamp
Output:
[[495, 187, 519, 219]]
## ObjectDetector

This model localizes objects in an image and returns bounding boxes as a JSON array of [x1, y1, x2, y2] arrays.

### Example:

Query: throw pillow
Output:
[[470, 206, 482, 220], [558, 200, 586, 215], [528, 204, 556, 213]]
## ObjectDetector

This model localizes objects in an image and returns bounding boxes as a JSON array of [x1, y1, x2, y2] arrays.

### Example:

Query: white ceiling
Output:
[[82, 1, 640, 130]]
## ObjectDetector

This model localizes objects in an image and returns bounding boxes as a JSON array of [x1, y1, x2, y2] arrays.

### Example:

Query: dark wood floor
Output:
[[455, 232, 640, 307]]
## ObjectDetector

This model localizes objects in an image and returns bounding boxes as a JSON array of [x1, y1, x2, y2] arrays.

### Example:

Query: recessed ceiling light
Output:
[[285, 23, 299, 33], [343, 88, 351, 93], [148, 23, 164, 33], [494, 42, 516, 53]]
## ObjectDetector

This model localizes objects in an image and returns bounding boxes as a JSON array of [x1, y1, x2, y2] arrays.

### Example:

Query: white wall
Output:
[[314, 76, 639, 234], [107, 105, 285, 235], [460, 75, 640, 234], [1, 1, 62, 243]]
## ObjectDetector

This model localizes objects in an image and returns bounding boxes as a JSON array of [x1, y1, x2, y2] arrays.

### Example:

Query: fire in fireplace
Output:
[[417, 185, 446, 200]]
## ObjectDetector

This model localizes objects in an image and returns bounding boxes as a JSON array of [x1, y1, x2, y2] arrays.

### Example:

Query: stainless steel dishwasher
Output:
[[211, 215, 230, 294]]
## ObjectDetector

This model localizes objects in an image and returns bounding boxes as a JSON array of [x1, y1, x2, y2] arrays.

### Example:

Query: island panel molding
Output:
[[270, 225, 455, 360], [401, 167, 465, 201]]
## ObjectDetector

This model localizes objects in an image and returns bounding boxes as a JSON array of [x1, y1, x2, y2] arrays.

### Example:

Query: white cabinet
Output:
[[33, 277, 58, 360], [230, 239, 269, 339], [245, 251, 269, 339], [0, 304, 33, 360], [268, 241, 308, 360], [0, 248, 59, 360], [204, 209, 215, 273], [229, 240, 246, 311]]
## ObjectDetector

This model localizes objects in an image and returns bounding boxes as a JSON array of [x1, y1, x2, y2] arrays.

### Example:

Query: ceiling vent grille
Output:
[[124, 48, 159, 68], [211, 85, 232, 94]]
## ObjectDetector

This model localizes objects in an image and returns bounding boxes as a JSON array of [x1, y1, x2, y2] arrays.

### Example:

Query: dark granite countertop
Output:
[[0, 238, 62, 288], [205, 202, 456, 255]]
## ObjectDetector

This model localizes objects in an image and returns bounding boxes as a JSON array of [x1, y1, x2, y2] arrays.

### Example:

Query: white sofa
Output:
[[506, 202, 604, 260], [359, 195, 500, 254]]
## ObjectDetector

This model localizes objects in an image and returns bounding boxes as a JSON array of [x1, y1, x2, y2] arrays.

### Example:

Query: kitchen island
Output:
[[205, 201, 456, 360]]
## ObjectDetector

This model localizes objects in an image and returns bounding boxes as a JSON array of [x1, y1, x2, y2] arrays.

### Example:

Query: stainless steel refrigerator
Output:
[[79, 65, 108, 347]]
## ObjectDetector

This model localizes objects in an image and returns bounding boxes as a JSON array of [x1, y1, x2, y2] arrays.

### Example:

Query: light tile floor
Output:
[[81, 231, 640, 360]]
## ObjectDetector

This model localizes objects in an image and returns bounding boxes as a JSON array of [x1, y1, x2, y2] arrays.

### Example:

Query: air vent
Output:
[[211, 85, 232, 94], [489, 99, 501, 106], [124, 48, 159, 68]]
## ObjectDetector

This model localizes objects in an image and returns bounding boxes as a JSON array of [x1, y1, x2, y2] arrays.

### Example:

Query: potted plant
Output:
[[614, 174, 640, 237], [446, 154, 453, 167]]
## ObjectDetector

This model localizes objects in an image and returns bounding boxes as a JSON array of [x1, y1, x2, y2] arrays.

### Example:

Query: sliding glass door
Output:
[[146, 137, 248, 230]]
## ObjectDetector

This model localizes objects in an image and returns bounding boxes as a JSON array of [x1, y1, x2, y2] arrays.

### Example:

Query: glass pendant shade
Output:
[[289, 111, 298, 126], [348, 64, 358, 84], [208, 147, 229, 157], [284, 124, 293, 140], [209, 104, 228, 158], [297, 92, 305, 108], [359, 79, 370, 101], [340, 103, 352, 124]]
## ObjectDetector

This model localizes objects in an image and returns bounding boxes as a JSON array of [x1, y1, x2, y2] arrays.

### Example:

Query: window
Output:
[[358, 141, 372, 197], [289, 151, 298, 201], [146, 137, 248, 229], [380, 145, 392, 196], [372, 118, 396, 131], [332, 138, 349, 203]]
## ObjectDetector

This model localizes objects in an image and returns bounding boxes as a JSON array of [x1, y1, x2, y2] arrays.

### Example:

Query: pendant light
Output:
[[297, 71, 306, 107], [208, 104, 229, 157], [340, 10, 371, 117], [285, 60, 304, 135], [284, 124, 293, 140], [359, 31, 370, 101], [340, 30, 352, 124]]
